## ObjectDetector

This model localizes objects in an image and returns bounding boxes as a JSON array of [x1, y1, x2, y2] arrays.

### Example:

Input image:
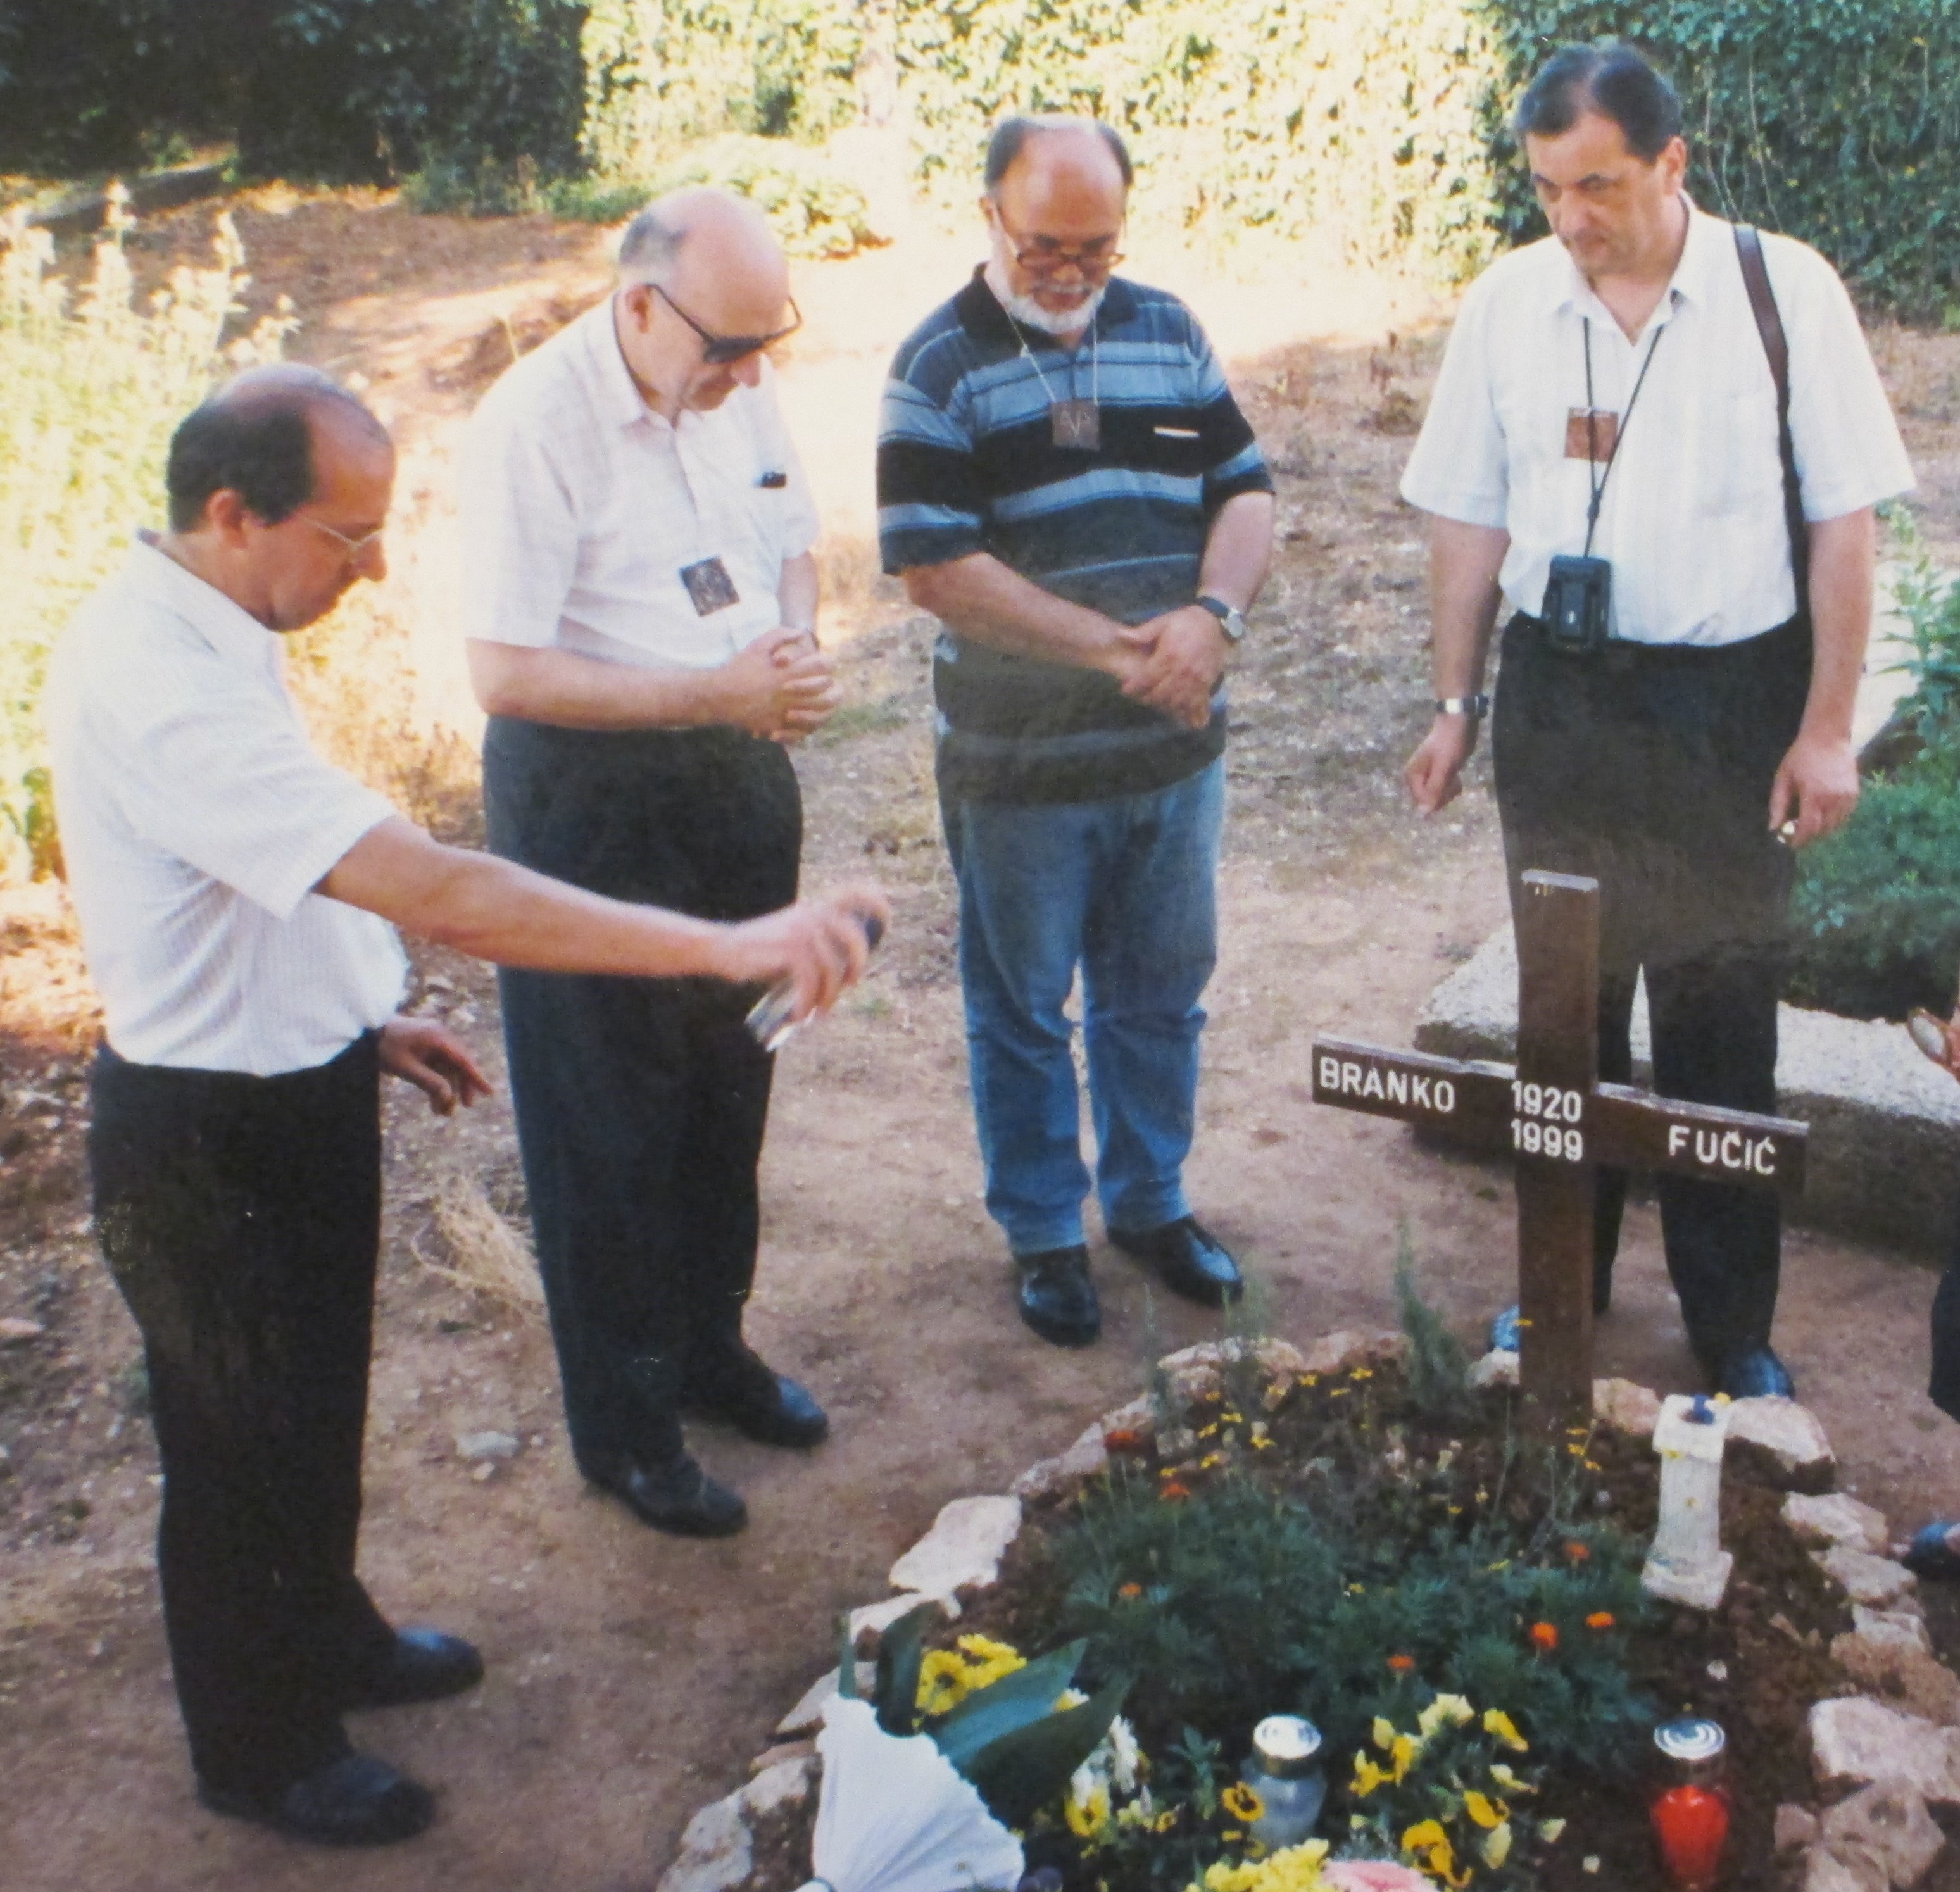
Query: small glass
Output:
[[1240, 1715, 1326, 1851], [1650, 1717, 1730, 1892], [744, 912, 884, 1053]]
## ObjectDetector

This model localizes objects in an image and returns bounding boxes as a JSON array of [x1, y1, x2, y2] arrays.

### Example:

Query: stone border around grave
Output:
[[1414, 924, 1960, 1255], [653, 1335, 1951, 1892]]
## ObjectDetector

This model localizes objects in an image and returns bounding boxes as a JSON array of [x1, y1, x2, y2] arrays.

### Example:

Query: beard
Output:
[[984, 259, 1105, 336]]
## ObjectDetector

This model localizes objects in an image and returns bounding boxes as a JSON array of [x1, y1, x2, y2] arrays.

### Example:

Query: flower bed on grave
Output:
[[673, 1315, 1951, 1892]]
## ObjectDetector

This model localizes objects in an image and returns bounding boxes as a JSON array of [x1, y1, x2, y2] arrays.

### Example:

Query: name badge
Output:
[[680, 555, 740, 617], [1052, 398, 1101, 451], [1564, 408, 1619, 463]]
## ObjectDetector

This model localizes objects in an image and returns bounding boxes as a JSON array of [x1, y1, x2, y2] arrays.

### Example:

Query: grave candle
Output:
[[1642, 1393, 1735, 1610], [1239, 1715, 1326, 1850], [1650, 1718, 1731, 1891]]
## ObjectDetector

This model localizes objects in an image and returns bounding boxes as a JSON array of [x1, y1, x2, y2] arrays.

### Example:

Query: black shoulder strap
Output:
[[1734, 223, 1811, 613]]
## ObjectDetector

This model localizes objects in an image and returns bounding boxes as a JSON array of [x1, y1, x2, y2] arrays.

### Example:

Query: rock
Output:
[[1156, 1336, 1315, 1406], [850, 1593, 940, 1651], [741, 1755, 814, 1819], [748, 1740, 815, 1777], [656, 1790, 750, 1892], [1804, 1846, 1885, 1892], [1776, 1804, 1821, 1853], [1469, 1350, 1518, 1390], [774, 1663, 877, 1738], [888, 1496, 1022, 1604], [1817, 1548, 1918, 1609], [1787, 1493, 1892, 1555], [0, 1317, 45, 1345], [1012, 1424, 1109, 1501], [1593, 1377, 1661, 1438], [1856, 1607, 1932, 1652], [1729, 1397, 1837, 1493], [1820, 1783, 1946, 1888], [1830, 1634, 1960, 1726], [455, 1429, 520, 1463], [1098, 1394, 1157, 1437], [1809, 1698, 1960, 1804], [1298, 1329, 1408, 1377]]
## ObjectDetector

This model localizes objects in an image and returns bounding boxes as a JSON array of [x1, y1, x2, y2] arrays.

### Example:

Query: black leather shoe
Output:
[[1109, 1217, 1243, 1308], [1015, 1245, 1100, 1347], [199, 1752, 436, 1846], [686, 1353, 829, 1448], [1716, 1344, 1795, 1401], [589, 1450, 748, 1537], [343, 1629, 484, 1710]]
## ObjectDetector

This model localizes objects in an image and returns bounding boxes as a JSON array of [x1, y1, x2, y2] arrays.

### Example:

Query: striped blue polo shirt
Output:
[[877, 270, 1272, 803]]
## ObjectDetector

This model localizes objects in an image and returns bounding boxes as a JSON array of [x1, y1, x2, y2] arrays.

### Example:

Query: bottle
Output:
[[1650, 1717, 1730, 1892], [744, 912, 885, 1052], [1240, 1715, 1326, 1850]]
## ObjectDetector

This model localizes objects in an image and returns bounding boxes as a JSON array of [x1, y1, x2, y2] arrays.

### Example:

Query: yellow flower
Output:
[[1483, 1708, 1529, 1752], [1372, 1717, 1397, 1751], [1540, 1818, 1567, 1843], [1222, 1783, 1266, 1824], [1402, 1819, 1471, 1888], [1481, 1820, 1514, 1869], [1201, 1452, 1226, 1471], [1489, 1764, 1536, 1796], [1390, 1734, 1419, 1783], [1065, 1783, 1112, 1839], [1156, 1810, 1179, 1834], [1418, 1693, 1474, 1737], [1463, 1790, 1507, 1828], [1352, 1754, 1393, 1798], [1350, 1367, 1373, 1381], [915, 1651, 972, 1717]]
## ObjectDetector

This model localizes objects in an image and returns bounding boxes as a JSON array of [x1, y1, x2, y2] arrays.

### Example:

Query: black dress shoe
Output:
[[1109, 1217, 1243, 1308], [344, 1629, 484, 1710], [1015, 1245, 1101, 1347], [589, 1450, 748, 1537], [1716, 1344, 1795, 1400], [686, 1353, 829, 1448], [199, 1752, 436, 1846]]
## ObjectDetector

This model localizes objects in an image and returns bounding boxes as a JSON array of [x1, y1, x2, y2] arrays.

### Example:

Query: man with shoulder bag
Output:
[[1400, 42, 1914, 1397]]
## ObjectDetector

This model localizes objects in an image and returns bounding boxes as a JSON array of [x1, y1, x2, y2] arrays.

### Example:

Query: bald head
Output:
[[618, 187, 788, 304], [166, 366, 390, 533], [984, 115, 1132, 199]]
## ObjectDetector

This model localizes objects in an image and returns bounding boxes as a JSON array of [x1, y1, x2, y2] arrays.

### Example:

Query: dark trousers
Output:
[[87, 1032, 394, 1798], [1491, 610, 1811, 1367], [482, 716, 801, 1477]]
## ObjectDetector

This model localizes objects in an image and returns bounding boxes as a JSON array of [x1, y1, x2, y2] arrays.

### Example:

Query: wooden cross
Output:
[[1312, 871, 1808, 1422]]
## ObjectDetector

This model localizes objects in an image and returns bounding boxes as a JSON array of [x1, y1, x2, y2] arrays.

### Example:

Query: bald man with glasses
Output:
[[460, 187, 844, 1539]]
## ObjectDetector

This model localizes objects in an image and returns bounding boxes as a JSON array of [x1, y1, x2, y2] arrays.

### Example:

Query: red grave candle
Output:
[[1650, 1719, 1731, 1891]]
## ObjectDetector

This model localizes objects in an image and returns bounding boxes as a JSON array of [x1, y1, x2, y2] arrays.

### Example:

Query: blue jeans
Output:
[[941, 760, 1224, 1254]]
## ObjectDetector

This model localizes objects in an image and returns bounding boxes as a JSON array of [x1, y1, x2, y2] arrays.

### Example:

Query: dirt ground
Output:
[[6, 192, 1960, 1891]]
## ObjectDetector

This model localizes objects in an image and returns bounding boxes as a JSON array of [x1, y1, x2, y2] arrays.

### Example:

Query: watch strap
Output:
[[1435, 693, 1492, 719], [1195, 594, 1247, 641]]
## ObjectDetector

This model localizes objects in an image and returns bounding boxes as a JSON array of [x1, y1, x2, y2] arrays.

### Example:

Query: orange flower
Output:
[[1586, 1611, 1615, 1631], [1387, 1653, 1416, 1674], [1529, 1621, 1559, 1653], [1564, 1541, 1590, 1562], [1105, 1427, 1148, 1453], [1119, 1582, 1144, 1599], [1160, 1481, 1191, 1502]]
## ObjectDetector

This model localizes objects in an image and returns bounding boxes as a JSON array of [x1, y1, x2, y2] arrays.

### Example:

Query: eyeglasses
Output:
[[301, 514, 386, 561], [650, 282, 803, 365], [993, 216, 1125, 280]]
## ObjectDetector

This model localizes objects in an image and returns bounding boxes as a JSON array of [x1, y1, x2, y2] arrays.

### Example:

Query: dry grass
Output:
[[422, 1168, 544, 1312]]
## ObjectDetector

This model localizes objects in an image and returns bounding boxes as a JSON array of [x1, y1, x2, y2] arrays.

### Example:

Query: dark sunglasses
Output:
[[650, 282, 802, 365]]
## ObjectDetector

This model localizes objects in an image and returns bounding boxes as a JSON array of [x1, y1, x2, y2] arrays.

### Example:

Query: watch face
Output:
[[1223, 610, 1247, 642]]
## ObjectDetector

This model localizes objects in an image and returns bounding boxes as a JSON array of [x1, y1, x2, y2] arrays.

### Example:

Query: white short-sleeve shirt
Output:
[[1400, 201, 1914, 645], [46, 537, 408, 1075], [458, 297, 822, 668]]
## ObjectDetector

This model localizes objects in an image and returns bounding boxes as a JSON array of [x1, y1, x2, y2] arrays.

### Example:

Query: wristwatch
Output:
[[1434, 693, 1492, 719], [1195, 594, 1248, 643]]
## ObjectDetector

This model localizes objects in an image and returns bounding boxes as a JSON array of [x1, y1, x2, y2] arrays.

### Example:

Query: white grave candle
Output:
[[1642, 1393, 1735, 1610]]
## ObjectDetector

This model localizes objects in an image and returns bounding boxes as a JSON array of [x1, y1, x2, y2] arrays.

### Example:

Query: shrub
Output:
[[0, 201, 283, 879]]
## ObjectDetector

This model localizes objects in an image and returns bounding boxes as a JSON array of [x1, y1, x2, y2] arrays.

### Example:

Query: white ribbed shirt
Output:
[[458, 297, 822, 668], [46, 536, 407, 1075], [1400, 201, 1914, 646]]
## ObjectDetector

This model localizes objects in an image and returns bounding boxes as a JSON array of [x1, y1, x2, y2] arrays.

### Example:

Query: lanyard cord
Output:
[[1007, 310, 1099, 414], [1581, 315, 1666, 557]]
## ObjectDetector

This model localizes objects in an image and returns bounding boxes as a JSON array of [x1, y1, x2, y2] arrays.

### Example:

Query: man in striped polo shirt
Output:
[[877, 115, 1275, 1346]]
